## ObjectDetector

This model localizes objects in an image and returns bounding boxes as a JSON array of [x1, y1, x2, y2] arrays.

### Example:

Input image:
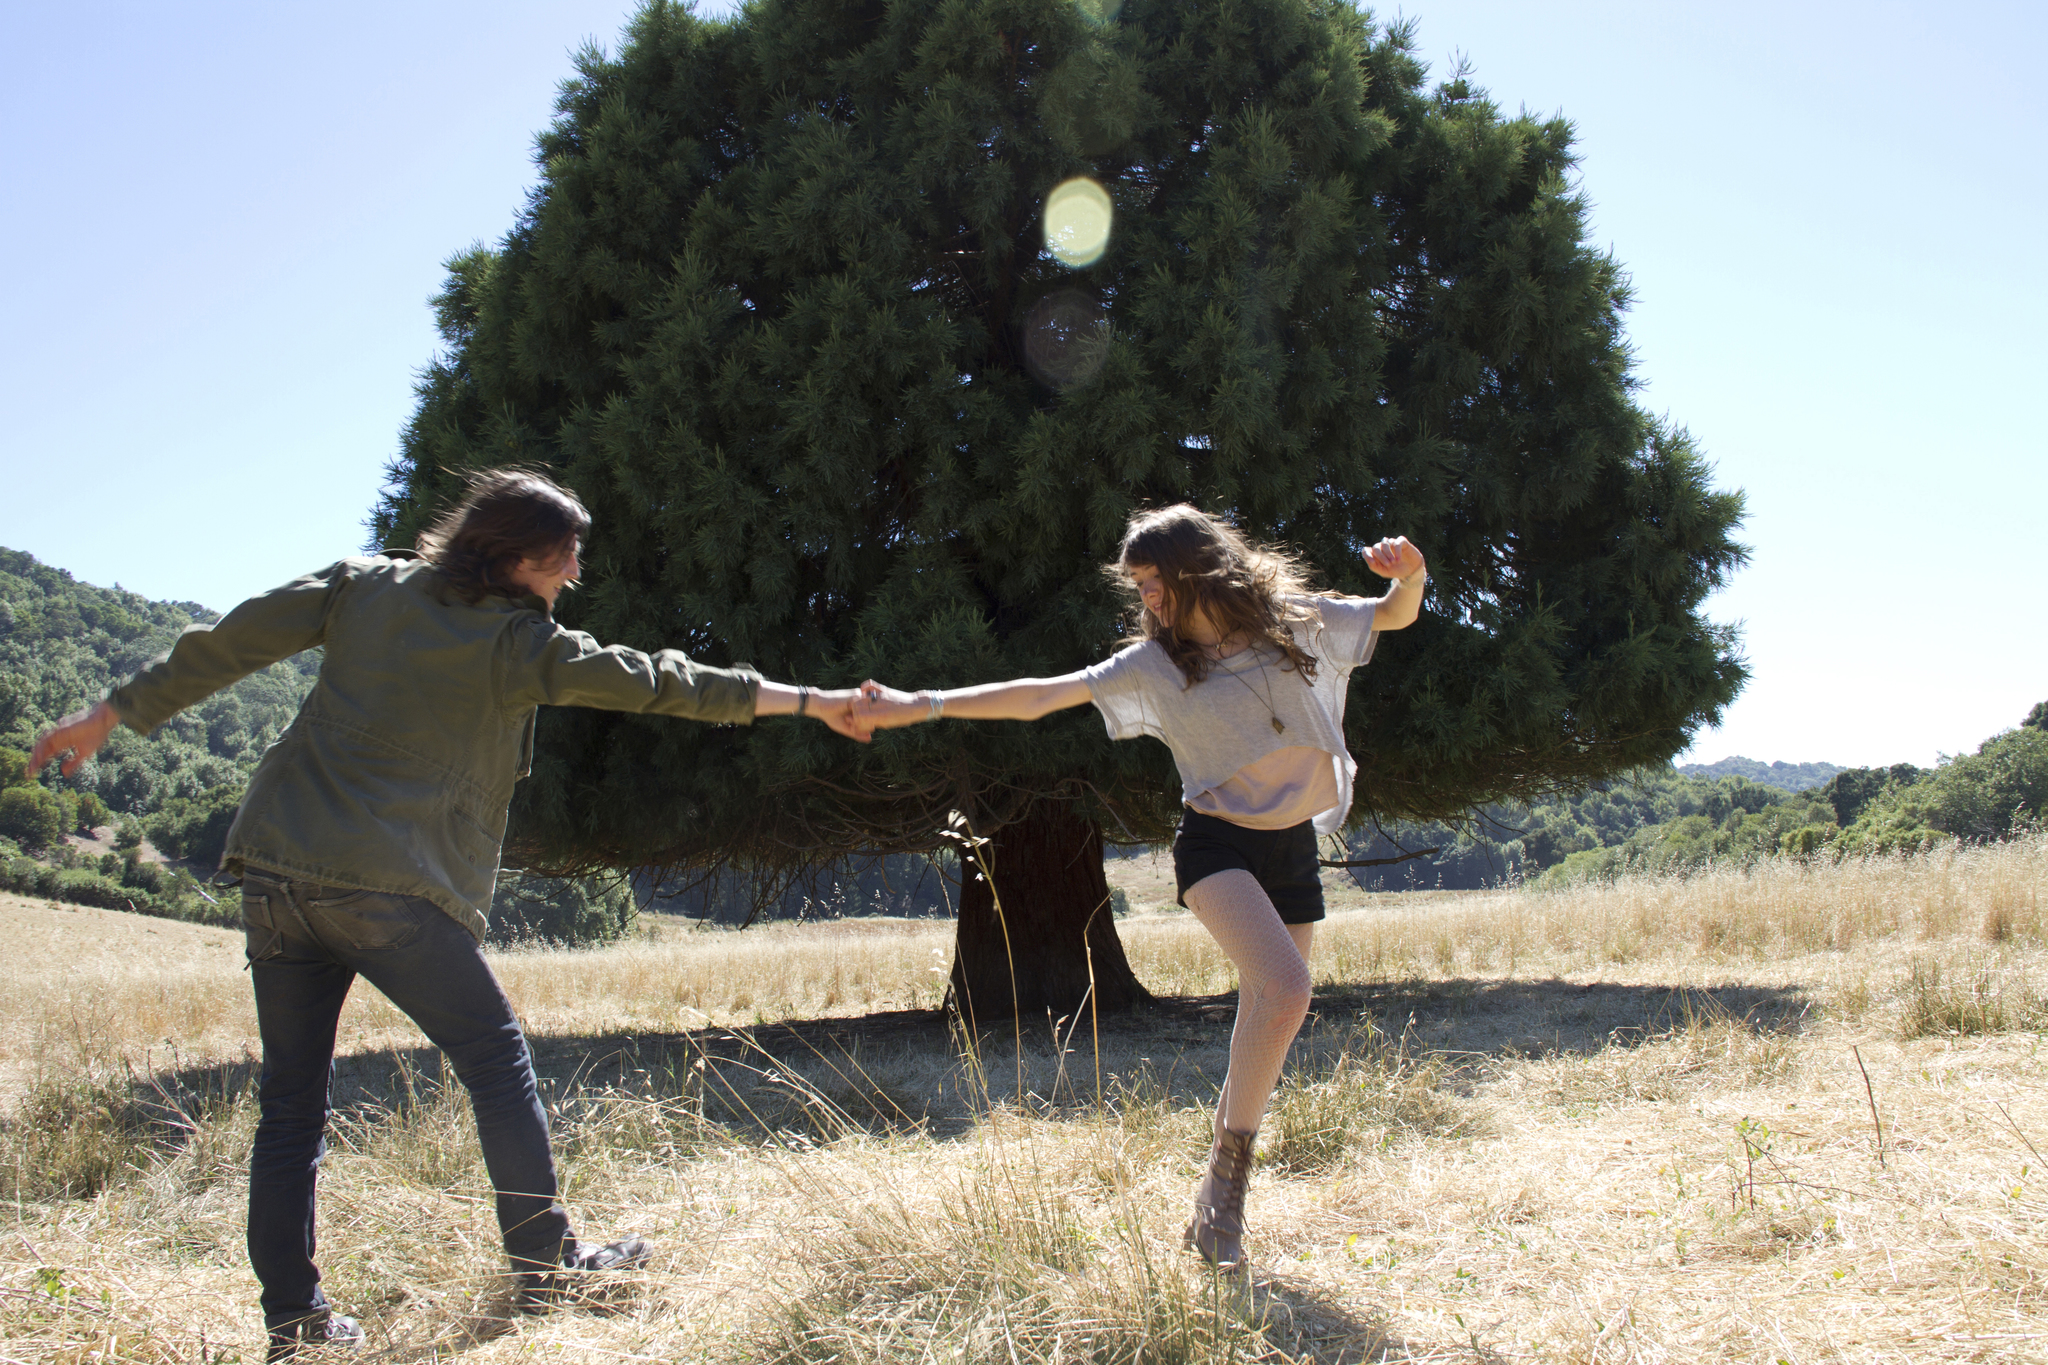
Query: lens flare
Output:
[[1023, 288, 1110, 391], [1073, 0, 1124, 23], [1044, 177, 1113, 268]]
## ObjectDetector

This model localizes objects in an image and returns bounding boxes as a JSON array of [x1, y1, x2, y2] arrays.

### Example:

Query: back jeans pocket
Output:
[[304, 888, 427, 951], [242, 890, 287, 964]]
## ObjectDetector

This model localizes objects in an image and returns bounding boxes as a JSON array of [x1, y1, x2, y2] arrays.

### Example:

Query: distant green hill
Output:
[[1332, 766, 1796, 892], [1341, 707, 2044, 891], [0, 548, 319, 838], [1675, 756, 1841, 792]]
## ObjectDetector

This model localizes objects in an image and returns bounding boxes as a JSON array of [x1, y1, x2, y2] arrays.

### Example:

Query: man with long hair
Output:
[[32, 469, 869, 1358]]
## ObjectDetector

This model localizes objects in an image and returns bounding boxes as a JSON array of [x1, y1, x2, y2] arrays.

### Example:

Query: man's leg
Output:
[[331, 893, 572, 1273], [243, 879, 356, 1331]]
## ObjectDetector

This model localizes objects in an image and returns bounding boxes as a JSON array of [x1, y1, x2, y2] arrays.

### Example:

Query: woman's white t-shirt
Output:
[[1079, 595, 1378, 836]]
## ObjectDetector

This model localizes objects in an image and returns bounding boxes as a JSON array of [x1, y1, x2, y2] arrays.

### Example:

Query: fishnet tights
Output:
[[1181, 869, 1314, 1135]]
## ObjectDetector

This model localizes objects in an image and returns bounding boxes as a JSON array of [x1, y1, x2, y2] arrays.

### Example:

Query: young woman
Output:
[[31, 469, 870, 1359], [855, 504, 1425, 1270]]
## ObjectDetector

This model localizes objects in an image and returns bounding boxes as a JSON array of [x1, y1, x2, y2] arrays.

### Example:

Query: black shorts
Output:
[[1172, 809, 1326, 924]]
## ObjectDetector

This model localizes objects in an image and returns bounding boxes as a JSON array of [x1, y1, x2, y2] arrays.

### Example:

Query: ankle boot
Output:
[[1182, 1127, 1256, 1269]]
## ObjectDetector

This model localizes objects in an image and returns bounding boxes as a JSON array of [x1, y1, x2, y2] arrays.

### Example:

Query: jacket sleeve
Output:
[[107, 561, 349, 735], [504, 619, 760, 723]]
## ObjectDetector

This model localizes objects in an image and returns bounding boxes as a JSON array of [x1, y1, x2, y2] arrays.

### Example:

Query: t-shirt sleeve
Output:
[[1081, 644, 1166, 742], [1314, 594, 1380, 669]]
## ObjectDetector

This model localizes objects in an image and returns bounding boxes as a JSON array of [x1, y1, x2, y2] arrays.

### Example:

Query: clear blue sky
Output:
[[2, 1, 2040, 769]]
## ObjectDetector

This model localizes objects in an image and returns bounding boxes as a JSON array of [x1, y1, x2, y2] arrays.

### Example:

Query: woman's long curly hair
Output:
[[415, 468, 590, 605], [1109, 504, 1319, 686]]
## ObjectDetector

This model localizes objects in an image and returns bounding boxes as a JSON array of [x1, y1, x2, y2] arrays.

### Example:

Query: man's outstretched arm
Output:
[[30, 702, 122, 778]]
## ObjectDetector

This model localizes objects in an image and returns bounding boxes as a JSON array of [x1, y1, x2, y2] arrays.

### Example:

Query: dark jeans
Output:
[[241, 872, 571, 1326]]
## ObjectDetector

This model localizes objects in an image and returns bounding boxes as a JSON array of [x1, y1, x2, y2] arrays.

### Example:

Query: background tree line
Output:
[[4, 545, 2038, 934], [1343, 704, 2046, 890]]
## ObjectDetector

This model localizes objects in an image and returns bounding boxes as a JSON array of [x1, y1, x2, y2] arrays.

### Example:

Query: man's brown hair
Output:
[[415, 468, 590, 605]]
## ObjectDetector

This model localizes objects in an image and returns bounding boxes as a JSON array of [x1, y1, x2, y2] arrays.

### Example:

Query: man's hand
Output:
[[31, 701, 122, 778], [807, 688, 875, 743], [1363, 536, 1425, 581], [854, 682, 930, 731]]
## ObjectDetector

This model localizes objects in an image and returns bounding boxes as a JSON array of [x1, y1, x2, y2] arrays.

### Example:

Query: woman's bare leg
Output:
[[1182, 870, 1313, 1135]]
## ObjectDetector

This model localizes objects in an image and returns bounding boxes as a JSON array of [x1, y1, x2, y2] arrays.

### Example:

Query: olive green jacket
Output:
[[108, 554, 759, 939]]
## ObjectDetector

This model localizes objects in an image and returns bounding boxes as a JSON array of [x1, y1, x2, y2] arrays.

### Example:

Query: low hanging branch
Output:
[[1319, 845, 1442, 870]]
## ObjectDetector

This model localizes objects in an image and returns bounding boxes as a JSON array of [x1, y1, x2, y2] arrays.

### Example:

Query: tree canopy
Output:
[[372, 0, 1747, 1011], [375, 0, 1744, 859]]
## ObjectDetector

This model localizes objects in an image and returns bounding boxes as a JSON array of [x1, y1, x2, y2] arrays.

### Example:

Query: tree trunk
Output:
[[949, 804, 1150, 1028]]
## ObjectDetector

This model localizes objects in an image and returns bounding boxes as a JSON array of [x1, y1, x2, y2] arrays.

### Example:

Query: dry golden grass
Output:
[[2, 836, 2045, 1362]]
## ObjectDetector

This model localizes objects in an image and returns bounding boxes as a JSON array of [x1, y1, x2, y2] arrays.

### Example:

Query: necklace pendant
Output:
[[1271, 715, 1286, 735]]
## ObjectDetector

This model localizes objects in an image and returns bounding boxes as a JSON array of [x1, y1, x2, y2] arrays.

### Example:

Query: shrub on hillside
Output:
[[75, 791, 110, 832], [0, 853, 234, 928], [142, 785, 240, 867], [1536, 789, 1841, 886], [0, 547, 317, 828], [488, 874, 638, 948], [1343, 771, 1809, 892], [1840, 726, 2048, 853], [0, 785, 69, 850], [1816, 763, 1926, 827]]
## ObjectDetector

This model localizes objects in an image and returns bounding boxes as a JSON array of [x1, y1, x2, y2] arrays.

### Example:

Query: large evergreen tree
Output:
[[374, 0, 1746, 1018]]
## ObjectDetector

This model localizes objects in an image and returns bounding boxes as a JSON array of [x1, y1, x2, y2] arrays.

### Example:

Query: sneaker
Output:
[[264, 1309, 363, 1361], [516, 1235, 652, 1314]]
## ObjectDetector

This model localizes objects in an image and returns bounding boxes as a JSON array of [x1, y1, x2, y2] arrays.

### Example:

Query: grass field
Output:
[[2, 836, 2045, 1362]]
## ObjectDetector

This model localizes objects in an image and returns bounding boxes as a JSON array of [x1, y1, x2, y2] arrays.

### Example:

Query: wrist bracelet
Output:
[[795, 684, 810, 718], [923, 690, 945, 721], [1400, 569, 1428, 592]]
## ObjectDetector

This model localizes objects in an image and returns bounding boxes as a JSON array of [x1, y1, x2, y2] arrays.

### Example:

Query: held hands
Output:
[[1363, 536, 1426, 582], [852, 681, 935, 733], [30, 701, 122, 778], [788, 683, 936, 741], [798, 687, 880, 743]]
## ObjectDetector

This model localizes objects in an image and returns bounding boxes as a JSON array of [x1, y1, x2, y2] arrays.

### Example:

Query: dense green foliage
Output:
[[1835, 722, 2048, 854], [0, 834, 236, 928], [0, 546, 318, 923], [1358, 706, 2044, 890], [1338, 765, 1796, 890], [373, 0, 1747, 885], [1674, 756, 1841, 792], [140, 787, 243, 869], [0, 783, 68, 849], [489, 873, 640, 946], [0, 548, 319, 822]]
